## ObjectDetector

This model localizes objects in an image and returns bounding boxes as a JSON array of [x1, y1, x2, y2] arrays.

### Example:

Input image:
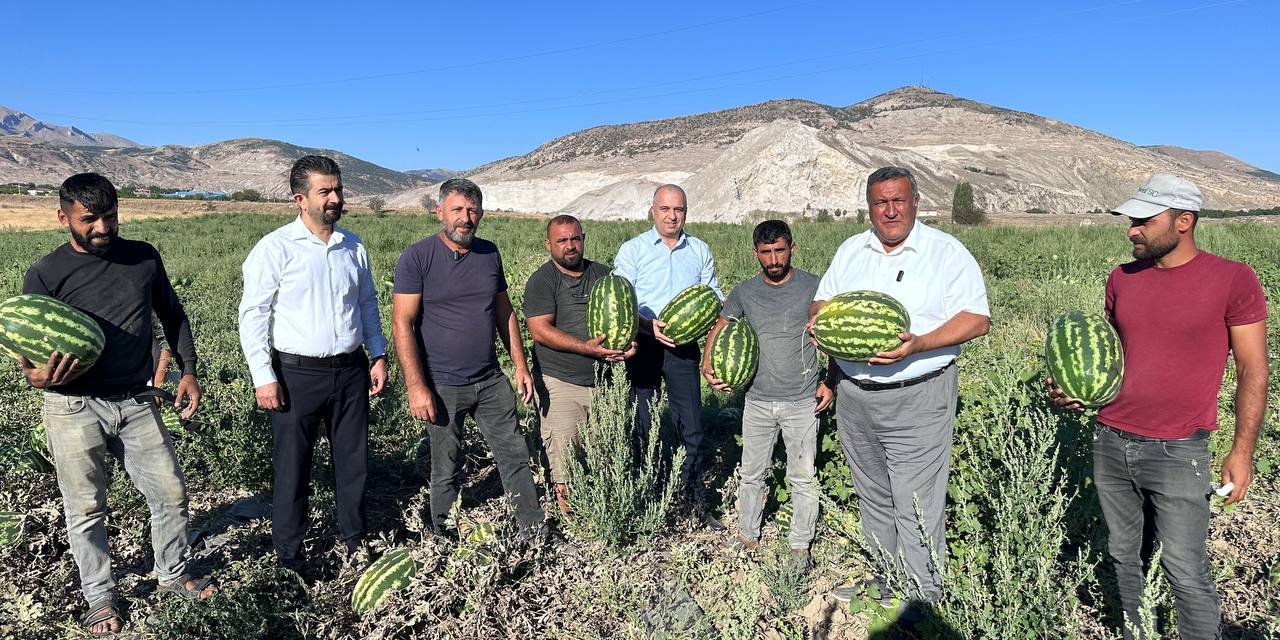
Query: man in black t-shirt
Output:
[[16, 173, 213, 635], [523, 215, 636, 515]]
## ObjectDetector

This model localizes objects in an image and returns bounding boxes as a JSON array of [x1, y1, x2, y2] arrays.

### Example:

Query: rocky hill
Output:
[[1, 106, 141, 148], [0, 136, 425, 198], [387, 86, 1280, 221]]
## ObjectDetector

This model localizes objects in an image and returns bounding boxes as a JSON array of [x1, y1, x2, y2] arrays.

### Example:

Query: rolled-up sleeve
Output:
[[238, 238, 282, 387]]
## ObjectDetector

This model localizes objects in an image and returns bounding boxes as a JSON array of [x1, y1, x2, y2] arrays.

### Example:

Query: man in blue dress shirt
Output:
[[614, 184, 723, 522]]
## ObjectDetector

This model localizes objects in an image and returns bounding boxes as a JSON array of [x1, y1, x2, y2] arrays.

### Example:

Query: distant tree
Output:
[[231, 189, 263, 202], [856, 208, 867, 225], [368, 197, 387, 217], [816, 208, 831, 222], [952, 182, 986, 225], [420, 193, 437, 211]]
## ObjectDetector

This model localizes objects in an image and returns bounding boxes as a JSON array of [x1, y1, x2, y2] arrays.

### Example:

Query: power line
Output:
[[26, 0, 1245, 130]]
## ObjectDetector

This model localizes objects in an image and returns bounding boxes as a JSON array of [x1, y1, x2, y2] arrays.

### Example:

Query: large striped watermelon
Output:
[[587, 274, 638, 351], [812, 291, 910, 361], [1045, 310, 1124, 408], [658, 284, 721, 346], [352, 546, 417, 615], [0, 294, 105, 372], [709, 318, 758, 390]]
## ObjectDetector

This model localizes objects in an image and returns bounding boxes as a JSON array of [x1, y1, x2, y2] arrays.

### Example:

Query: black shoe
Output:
[[698, 509, 727, 532], [278, 556, 307, 576]]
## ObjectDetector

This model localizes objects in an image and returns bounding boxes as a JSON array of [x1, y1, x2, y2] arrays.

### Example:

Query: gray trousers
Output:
[[1093, 425, 1221, 640], [738, 397, 819, 549], [427, 372, 545, 532], [836, 366, 957, 602], [42, 391, 193, 606]]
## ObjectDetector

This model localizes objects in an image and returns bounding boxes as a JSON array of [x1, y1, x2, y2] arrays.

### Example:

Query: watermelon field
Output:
[[0, 212, 1277, 639]]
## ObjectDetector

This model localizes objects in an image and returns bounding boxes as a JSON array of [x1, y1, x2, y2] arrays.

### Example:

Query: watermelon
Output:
[[709, 318, 759, 390], [0, 512, 21, 546], [0, 294, 105, 372], [352, 546, 417, 615], [775, 503, 793, 531], [587, 274, 638, 351], [1045, 310, 1124, 408], [812, 291, 910, 361], [658, 284, 721, 346]]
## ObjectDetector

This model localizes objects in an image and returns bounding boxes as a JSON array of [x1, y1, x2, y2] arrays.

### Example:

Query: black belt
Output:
[[846, 361, 953, 392], [1102, 424, 1210, 442], [273, 349, 365, 368], [94, 386, 177, 403]]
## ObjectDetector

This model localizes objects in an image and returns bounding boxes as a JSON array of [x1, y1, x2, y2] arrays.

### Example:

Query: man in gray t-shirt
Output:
[[702, 220, 834, 573]]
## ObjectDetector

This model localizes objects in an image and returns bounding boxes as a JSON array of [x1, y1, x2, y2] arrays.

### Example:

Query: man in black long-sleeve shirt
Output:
[[17, 173, 214, 635]]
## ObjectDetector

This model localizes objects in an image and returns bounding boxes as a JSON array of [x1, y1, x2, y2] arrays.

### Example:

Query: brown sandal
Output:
[[80, 596, 123, 636]]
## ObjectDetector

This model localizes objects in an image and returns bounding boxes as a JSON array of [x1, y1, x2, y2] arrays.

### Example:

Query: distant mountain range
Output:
[[3, 90, 1278, 215]]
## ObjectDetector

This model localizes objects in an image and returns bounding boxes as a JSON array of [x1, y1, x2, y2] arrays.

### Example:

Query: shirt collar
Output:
[[646, 226, 687, 248], [287, 215, 346, 246], [864, 220, 924, 256]]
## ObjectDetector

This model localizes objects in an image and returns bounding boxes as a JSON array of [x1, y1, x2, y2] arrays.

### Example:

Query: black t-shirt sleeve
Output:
[[22, 264, 51, 296], [149, 246, 198, 375], [523, 265, 557, 319]]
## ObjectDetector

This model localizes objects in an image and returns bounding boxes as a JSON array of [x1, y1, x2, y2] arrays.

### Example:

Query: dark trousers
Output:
[[626, 333, 704, 499], [270, 356, 369, 562], [1093, 425, 1221, 640], [428, 372, 544, 532]]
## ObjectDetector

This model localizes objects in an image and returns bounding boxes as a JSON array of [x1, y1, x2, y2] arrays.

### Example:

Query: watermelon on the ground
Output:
[[812, 291, 910, 361], [0, 294, 105, 372], [709, 318, 759, 390], [0, 512, 21, 546], [352, 547, 417, 615], [587, 275, 638, 351], [658, 284, 721, 346], [1044, 310, 1124, 408]]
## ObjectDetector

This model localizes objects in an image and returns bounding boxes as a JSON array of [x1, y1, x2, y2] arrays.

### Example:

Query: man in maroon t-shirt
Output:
[[1049, 174, 1269, 640]]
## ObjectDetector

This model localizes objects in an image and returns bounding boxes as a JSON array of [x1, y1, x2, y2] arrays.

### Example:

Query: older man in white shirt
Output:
[[238, 155, 388, 573], [811, 166, 989, 613]]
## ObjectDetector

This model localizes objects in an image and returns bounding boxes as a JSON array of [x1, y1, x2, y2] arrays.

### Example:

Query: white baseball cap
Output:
[[1111, 173, 1203, 219]]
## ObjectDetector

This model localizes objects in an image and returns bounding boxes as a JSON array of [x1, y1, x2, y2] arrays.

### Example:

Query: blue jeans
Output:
[[738, 397, 819, 549], [42, 391, 194, 606], [1093, 425, 1221, 640]]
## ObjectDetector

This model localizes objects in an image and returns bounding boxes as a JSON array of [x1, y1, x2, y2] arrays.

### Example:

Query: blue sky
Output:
[[5, 0, 1277, 172]]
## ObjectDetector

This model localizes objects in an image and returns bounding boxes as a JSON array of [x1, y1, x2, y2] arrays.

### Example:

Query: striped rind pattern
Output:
[[658, 284, 722, 346], [709, 318, 759, 389], [812, 291, 911, 361], [0, 294, 106, 370], [1044, 310, 1124, 408], [351, 547, 417, 615], [587, 275, 638, 351], [0, 512, 20, 546]]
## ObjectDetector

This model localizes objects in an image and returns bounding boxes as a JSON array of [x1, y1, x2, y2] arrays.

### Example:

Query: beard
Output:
[[446, 224, 475, 247], [320, 207, 342, 225], [762, 262, 791, 283], [552, 251, 583, 271], [1132, 233, 1177, 261], [71, 227, 116, 257]]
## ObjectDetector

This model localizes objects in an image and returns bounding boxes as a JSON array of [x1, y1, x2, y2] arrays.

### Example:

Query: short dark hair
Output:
[[289, 155, 342, 195], [59, 173, 118, 215], [753, 219, 792, 246], [546, 214, 582, 236], [866, 166, 919, 201], [439, 178, 483, 209]]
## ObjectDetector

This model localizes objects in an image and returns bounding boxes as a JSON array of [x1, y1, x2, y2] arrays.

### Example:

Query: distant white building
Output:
[[27, 189, 50, 196], [918, 209, 940, 218]]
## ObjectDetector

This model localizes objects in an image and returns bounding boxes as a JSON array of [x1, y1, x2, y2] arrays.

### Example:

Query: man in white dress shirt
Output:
[[238, 155, 388, 572], [812, 166, 989, 613]]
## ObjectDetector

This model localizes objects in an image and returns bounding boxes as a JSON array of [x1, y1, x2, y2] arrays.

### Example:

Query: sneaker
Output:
[[831, 578, 894, 606], [786, 548, 813, 576], [721, 535, 758, 553], [831, 583, 857, 603]]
